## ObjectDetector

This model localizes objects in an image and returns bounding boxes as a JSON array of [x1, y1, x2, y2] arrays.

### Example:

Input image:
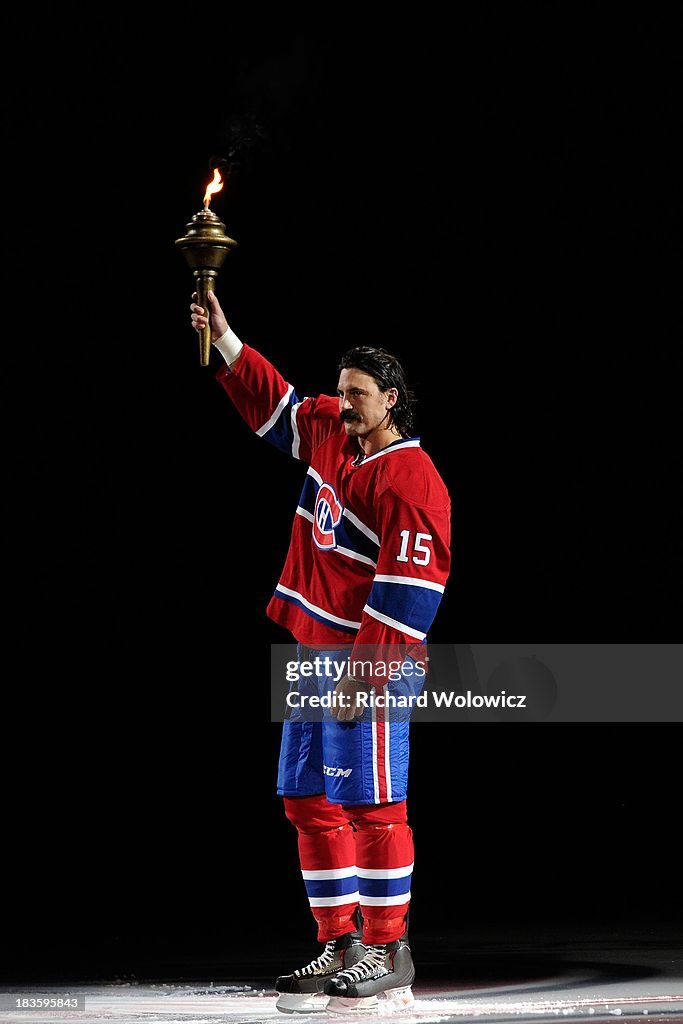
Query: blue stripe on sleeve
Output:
[[366, 581, 442, 635], [262, 390, 301, 455]]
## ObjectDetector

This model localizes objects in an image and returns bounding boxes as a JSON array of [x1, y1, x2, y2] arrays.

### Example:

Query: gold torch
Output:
[[175, 170, 238, 366]]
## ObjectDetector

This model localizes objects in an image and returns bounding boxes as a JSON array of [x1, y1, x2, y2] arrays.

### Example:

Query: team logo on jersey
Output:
[[313, 482, 343, 550]]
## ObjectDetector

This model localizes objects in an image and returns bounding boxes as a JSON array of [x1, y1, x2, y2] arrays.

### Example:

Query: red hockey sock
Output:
[[345, 801, 413, 945], [283, 794, 359, 942]]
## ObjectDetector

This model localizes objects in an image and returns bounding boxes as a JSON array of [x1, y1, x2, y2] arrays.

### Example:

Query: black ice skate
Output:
[[323, 938, 415, 1014], [275, 930, 367, 1014]]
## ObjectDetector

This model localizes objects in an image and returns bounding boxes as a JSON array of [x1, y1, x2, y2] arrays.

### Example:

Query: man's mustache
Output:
[[340, 411, 361, 422]]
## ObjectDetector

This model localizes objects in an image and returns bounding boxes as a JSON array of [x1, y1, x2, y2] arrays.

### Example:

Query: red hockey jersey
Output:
[[217, 346, 451, 670]]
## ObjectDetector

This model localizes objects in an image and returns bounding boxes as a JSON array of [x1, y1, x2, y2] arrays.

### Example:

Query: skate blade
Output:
[[325, 994, 379, 1014], [326, 986, 414, 1015], [276, 991, 330, 1014]]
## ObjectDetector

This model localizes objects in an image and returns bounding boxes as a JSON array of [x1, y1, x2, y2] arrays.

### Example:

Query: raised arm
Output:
[[191, 292, 340, 462]]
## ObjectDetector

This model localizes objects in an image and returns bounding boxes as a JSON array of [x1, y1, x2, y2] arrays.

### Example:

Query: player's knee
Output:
[[283, 793, 349, 832], [345, 799, 408, 829]]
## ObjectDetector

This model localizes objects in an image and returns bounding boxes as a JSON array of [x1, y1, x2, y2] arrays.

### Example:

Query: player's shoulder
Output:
[[383, 441, 450, 508], [301, 393, 339, 417]]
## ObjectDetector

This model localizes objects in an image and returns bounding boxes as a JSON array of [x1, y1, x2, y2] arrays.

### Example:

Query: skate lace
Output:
[[296, 940, 337, 978], [335, 944, 387, 983]]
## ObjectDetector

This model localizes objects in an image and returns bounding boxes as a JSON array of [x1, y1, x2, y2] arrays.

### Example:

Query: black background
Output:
[[4, 12, 681, 983]]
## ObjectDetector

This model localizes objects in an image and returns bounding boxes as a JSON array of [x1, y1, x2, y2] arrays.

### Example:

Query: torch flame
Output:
[[203, 169, 224, 209]]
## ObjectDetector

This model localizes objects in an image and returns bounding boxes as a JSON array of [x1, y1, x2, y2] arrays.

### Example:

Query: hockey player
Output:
[[190, 292, 451, 1013]]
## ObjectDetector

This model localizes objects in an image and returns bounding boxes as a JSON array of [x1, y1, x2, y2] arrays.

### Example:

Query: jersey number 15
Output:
[[396, 530, 433, 565]]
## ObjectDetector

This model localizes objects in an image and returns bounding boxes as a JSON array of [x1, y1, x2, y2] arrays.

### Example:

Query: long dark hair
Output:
[[338, 347, 416, 437]]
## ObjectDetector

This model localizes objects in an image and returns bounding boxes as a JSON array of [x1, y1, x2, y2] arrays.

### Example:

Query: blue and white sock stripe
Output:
[[358, 864, 413, 905], [302, 867, 360, 907], [255, 385, 302, 456], [364, 576, 444, 639]]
